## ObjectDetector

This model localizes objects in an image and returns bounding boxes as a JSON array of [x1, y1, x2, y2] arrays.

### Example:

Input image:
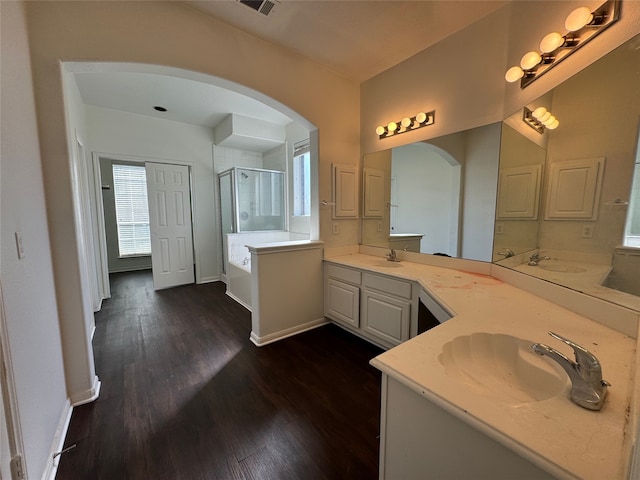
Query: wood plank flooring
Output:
[[56, 270, 383, 479]]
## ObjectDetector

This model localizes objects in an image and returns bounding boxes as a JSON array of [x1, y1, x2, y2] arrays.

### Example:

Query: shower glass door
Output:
[[236, 168, 285, 232]]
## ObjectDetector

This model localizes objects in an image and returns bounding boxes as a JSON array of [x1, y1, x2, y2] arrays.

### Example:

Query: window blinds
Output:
[[112, 164, 151, 257]]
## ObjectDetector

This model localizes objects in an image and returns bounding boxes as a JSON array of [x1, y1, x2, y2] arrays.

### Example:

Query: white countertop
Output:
[[325, 253, 637, 480]]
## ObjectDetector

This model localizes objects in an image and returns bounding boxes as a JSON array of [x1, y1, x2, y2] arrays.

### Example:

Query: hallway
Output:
[[56, 271, 382, 479]]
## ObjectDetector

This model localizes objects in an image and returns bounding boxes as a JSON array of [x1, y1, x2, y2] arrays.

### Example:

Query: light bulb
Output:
[[415, 112, 427, 124], [387, 121, 397, 132], [542, 115, 556, 126], [546, 119, 560, 130], [565, 6, 593, 32], [539, 111, 552, 123], [532, 107, 548, 119], [540, 32, 565, 53], [520, 51, 542, 70], [505, 66, 524, 83], [375, 126, 385, 136], [401, 117, 412, 128]]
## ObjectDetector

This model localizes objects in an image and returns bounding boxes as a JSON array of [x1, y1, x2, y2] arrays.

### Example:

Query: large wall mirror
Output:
[[361, 123, 502, 262], [494, 32, 640, 312], [362, 32, 640, 312]]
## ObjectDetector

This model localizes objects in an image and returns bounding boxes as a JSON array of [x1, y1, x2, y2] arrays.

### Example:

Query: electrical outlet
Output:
[[581, 224, 594, 238], [377, 222, 382, 232], [332, 223, 339, 235], [15, 232, 25, 259], [495, 223, 504, 234]]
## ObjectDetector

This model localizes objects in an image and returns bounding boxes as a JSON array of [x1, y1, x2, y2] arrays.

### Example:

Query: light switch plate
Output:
[[581, 224, 594, 238], [15, 232, 25, 259]]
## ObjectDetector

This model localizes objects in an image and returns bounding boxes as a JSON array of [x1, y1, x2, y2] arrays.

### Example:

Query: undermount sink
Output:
[[538, 263, 587, 273], [438, 333, 569, 405]]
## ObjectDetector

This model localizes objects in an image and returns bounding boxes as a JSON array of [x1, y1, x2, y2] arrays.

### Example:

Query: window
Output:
[[624, 157, 640, 247], [623, 125, 640, 247], [293, 140, 311, 216], [112, 164, 151, 257]]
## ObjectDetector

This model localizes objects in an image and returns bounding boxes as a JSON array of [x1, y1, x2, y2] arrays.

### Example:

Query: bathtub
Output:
[[226, 257, 252, 311]]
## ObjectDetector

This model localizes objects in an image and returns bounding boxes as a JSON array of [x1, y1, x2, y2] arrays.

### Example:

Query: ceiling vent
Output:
[[238, 0, 278, 16]]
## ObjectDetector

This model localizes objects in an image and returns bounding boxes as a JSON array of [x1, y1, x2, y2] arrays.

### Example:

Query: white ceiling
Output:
[[73, 1, 508, 130], [183, 0, 508, 82], [74, 71, 294, 128]]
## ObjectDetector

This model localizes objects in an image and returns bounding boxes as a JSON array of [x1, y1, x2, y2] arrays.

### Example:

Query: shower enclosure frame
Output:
[[218, 166, 287, 274]]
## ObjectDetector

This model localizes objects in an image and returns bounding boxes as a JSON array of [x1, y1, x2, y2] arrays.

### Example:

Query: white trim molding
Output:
[[250, 318, 328, 347]]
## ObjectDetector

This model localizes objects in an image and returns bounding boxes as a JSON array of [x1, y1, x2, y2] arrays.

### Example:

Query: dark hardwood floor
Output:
[[56, 270, 383, 480]]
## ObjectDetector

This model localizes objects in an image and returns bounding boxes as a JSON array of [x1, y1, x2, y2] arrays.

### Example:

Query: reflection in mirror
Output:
[[494, 123, 545, 259], [494, 33, 640, 312], [362, 123, 501, 262]]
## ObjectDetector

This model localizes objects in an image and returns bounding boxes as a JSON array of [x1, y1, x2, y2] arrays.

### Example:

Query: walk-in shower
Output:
[[219, 166, 285, 235]]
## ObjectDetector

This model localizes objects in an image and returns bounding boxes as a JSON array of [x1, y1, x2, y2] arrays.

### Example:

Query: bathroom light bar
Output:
[[505, 0, 620, 88], [376, 110, 435, 139], [522, 107, 560, 134]]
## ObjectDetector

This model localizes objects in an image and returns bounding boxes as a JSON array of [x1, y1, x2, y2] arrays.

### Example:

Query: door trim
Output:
[[0, 281, 26, 480], [92, 152, 199, 285]]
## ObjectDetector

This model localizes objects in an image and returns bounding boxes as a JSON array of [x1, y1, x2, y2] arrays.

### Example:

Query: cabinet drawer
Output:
[[363, 272, 412, 299], [326, 264, 362, 285]]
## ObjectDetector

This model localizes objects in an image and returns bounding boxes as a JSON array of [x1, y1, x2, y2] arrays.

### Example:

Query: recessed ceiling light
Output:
[[153, 106, 167, 112]]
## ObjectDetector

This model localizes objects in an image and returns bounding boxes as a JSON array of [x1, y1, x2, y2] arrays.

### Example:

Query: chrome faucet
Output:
[[386, 249, 400, 262], [532, 331, 610, 411], [528, 252, 550, 266], [497, 248, 515, 258]]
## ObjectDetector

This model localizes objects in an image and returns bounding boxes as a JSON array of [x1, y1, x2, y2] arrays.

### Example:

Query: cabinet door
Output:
[[362, 290, 411, 346], [496, 164, 541, 220], [363, 168, 385, 218], [332, 163, 358, 218], [544, 157, 605, 220], [326, 278, 360, 328]]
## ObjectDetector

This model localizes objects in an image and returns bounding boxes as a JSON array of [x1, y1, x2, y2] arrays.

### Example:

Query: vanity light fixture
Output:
[[523, 107, 560, 134], [376, 110, 435, 139], [505, 0, 620, 88]]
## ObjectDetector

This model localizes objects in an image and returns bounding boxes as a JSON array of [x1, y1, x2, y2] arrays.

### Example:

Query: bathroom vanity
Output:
[[323, 251, 638, 479], [324, 259, 450, 350]]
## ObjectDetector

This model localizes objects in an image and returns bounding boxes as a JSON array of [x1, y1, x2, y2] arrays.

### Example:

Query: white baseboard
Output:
[[250, 318, 329, 347], [225, 291, 251, 312], [69, 375, 101, 407], [197, 275, 220, 284], [43, 399, 73, 480]]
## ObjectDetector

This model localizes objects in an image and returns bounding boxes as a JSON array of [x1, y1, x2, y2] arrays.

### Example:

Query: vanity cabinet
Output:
[[361, 273, 412, 346], [324, 262, 419, 349], [325, 264, 361, 328], [379, 375, 556, 479]]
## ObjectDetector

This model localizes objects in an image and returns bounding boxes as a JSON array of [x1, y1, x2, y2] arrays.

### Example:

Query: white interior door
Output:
[[146, 162, 195, 290]]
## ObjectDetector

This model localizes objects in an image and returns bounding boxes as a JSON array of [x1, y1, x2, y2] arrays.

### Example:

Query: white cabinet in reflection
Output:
[[544, 157, 605, 220], [496, 164, 542, 220], [363, 167, 385, 218]]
